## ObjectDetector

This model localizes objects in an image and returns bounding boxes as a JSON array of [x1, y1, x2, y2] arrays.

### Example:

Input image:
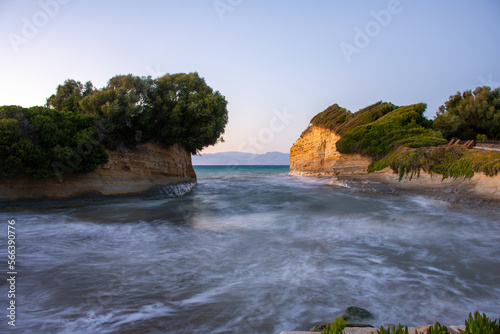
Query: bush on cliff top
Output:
[[433, 86, 500, 140], [310, 101, 446, 160], [47, 72, 228, 153], [310, 103, 352, 133], [0, 106, 108, 179], [0, 72, 228, 179], [310, 101, 398, 136], [336, 103, 446, 158]]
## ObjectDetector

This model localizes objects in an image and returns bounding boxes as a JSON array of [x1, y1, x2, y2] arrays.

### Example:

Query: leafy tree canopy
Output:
[[45, 72, 228, 153], [78, 72, 228, 153], [0, 106, 107, 179], [1, 72, 228, 179], [433, 86, 500, 140], [46, 79, 94, 113]]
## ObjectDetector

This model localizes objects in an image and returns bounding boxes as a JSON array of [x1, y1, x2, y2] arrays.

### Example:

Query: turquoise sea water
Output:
[[0, 165, 499, 333]]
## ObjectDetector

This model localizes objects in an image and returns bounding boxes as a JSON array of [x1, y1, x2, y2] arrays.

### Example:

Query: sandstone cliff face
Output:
[[0, 142, 196, 202], [289, 125, 371, 176], [290, 126, 500, 202]]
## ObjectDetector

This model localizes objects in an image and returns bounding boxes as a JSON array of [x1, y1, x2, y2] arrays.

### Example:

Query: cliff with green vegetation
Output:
[[311, 101, 447, 159], [290, 101, 447, 176], [290, 87, 500, 201], [0, 72, 228, 202]]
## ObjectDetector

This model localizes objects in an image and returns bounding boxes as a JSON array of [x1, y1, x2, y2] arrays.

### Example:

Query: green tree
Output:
[[46, 79, 94, 113], [433, 86, 500, 140], [80, 74, 153, 149], [145, 72, 228, 153], [0, 72, 228, 179], [0, 106, 108, 179], [79, 72, 228, 153]]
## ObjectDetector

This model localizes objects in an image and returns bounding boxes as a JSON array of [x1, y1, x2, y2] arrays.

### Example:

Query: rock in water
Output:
[[342, 306, 374, 323], [310, 322, 329, 332], [309, 307, 375, 332]]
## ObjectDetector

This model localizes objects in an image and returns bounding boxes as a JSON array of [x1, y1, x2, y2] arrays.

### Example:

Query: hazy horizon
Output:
[[1, 0, 499, 154]]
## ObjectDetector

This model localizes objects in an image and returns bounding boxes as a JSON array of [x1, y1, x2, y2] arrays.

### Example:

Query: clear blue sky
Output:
[[1, 0, 499, 154]]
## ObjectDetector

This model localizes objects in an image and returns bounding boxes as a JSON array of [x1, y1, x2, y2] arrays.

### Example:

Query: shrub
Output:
[[477, 134, 487, 142], [336, 103, 447, 159], [310, 103, 352, 133], [320, 317, 346, 334], [424, 322, 449, 334], [0, 106, 108, 179], [311, 101, 397, 136], [433, 86, 500, 140], [377, 323, 410, 334], [463, 311, 500, 334], [379, 322, 448, 334]]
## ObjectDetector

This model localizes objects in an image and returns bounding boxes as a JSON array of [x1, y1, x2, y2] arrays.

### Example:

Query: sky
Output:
[[1, 0, 499, 154]]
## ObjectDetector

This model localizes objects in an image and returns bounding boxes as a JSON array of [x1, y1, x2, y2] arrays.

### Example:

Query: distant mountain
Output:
[[192, 151, 290, 165]]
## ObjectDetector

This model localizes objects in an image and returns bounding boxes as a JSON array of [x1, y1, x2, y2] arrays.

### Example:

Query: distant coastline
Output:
[[192, 151, 290, 166]]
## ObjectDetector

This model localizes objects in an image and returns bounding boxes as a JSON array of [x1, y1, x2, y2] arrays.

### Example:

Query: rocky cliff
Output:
[[338, 167, 500, 204], [289, 125, 500, 203], [0, 142, 196, 202], [289, 125, 371, 176]]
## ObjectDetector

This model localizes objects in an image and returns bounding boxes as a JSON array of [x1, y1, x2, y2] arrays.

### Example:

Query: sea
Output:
[[0, 165, 499, 333]]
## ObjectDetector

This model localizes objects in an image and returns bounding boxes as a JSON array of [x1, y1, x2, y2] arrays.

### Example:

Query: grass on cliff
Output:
[[368, 145, 500, 180], [311, 101, 397, 136], [310, 101, 447, 160]]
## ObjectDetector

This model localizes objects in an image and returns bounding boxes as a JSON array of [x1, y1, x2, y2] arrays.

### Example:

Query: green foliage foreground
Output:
[[320, 317, 346, 334], [0, 72, 228, 179], [320, 311, 500, 334]]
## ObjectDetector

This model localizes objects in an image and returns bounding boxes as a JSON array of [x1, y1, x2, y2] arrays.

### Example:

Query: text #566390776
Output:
[[7, 220, 17, 327]]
